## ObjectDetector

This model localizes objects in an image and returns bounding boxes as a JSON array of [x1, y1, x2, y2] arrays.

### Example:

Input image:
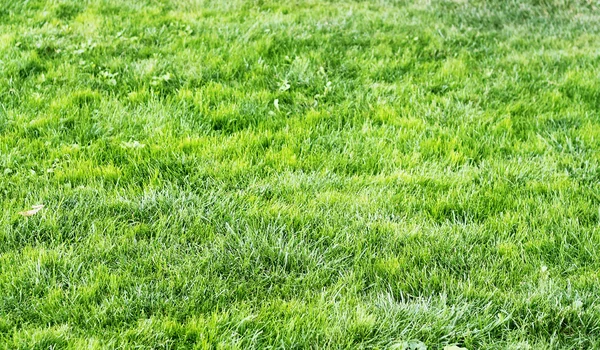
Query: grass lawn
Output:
[[2, 0, 600, 348]]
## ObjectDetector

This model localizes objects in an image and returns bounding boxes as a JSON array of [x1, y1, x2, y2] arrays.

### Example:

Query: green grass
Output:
[[1, 0, 600, 348]]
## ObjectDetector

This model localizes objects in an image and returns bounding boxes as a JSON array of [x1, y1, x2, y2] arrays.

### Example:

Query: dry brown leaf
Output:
[[19, 204, 44, 217]]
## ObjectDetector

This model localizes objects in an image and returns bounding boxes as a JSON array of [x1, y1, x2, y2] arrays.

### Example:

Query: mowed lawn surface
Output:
[[1, 0, 600, 348]]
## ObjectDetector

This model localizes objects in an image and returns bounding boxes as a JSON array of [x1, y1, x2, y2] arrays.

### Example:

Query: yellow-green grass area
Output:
[[1, 0, 600, 348]]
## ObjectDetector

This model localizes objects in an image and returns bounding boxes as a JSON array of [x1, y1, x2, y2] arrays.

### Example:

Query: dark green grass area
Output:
[[2, 0, 600, 348]]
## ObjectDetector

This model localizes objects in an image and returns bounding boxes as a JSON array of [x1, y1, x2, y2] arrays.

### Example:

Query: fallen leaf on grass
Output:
[[18, 204, 44, 217]]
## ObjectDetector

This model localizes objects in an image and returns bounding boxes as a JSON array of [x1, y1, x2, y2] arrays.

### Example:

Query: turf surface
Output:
[[1, 0, 600, 348]]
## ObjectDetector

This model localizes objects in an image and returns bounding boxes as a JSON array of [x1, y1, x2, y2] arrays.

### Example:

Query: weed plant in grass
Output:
[[1, 0, 600, 348]]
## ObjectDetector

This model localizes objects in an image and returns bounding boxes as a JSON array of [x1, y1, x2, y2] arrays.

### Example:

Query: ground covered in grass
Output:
[[1, 0, 600, 348]]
